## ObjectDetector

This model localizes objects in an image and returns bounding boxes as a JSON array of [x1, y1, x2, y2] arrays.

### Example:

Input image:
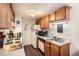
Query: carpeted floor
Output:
[[24, 45, 43, 56]]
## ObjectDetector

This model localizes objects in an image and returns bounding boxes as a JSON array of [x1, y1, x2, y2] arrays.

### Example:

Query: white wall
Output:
[[68, 4, 79, 55], [14, 16, 22, 33], [22, 18, 35, 45], [49, 3, 79, 56]]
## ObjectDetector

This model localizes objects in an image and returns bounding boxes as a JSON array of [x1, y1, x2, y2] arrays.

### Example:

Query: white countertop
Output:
[[37, 35, 71, 46]]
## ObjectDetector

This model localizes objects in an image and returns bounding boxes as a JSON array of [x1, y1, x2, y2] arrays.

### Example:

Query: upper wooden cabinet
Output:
[[49, 12, 56, 22], [0, 3, 15, 29], [36, 6, 70, 29], [10, 4, 15, 22], [56, 6, 70, 21], [40, 16, 49, 29], [40, 18, 45, 29], [0, 4, 10, 29]]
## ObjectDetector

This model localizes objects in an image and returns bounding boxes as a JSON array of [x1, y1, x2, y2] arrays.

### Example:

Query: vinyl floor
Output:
[[24, 45, 43, 56]]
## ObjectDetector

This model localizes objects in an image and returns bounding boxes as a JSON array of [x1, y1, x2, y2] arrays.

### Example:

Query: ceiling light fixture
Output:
[[26, 9, 38, 17]]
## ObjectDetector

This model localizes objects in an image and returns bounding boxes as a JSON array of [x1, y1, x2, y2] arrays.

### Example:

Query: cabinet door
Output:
[[0, 4, 3, 28], [60, 44, 70, 56], [4, 4, 11, 29], [56, 6, 70, 21], [49, 12, 56, 22], [40, 18, 44, 29], [40, 16, 49, 29], [56, 7, 66, 21], [0, 4, 11, 29], [44, 41, 50, 56], [65, 7, 70, 20], [1, 4, 7, 28], [51, 43, 59, 56], [0, 3, 15, 29], [43, 16, 49, 29], [59, 7, 66, 20]]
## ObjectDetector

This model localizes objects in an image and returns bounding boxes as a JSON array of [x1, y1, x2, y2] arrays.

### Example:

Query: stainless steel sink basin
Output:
[[48, 36, 64, 43], [55, 39, 64, 42]]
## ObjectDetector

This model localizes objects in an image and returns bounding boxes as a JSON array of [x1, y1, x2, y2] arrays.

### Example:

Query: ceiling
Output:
[[12, 3, 68, 19]]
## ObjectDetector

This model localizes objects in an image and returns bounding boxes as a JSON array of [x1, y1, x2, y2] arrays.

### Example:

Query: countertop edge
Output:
[[36, 35, 71, 46]]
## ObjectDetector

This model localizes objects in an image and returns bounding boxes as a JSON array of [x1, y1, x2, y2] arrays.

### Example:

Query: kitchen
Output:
[[0, 3, 79, 56], [32, 6, 71, 56]]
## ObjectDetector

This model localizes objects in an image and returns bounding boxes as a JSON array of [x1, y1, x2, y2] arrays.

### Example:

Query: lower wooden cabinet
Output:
[[51, 43, 59, 56], [44, 40, 70, 56], [44, 41, 51, 56], [50, 43, 70, 56], [60, 43, 70, 56]]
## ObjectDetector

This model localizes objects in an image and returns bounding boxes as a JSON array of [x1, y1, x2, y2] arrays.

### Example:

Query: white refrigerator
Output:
[[31, 25, 41, 48]]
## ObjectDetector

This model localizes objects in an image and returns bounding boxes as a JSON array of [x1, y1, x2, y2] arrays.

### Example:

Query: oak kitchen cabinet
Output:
[[37, 6, 70, 29], [49, 12, 56, 22], [56, 6, 70, 21], [50, 43, 70, 56], [44, 41, 70, 56], [44, 40, 51, 56], [50, 43, 59, 56], [40, 16, 49, 29], [0, 3, 15, 29]]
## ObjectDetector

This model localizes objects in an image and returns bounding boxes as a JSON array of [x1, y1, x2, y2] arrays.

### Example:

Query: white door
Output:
[[22, 18, 35, 45]]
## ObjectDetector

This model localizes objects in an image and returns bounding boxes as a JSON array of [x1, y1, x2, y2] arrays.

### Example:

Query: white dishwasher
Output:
[[38, 39, 44, 53]]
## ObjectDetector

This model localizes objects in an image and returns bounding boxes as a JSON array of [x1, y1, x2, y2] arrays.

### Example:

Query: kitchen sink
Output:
[[55, 39, 64, 43], [48, 36, 65, 43]]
